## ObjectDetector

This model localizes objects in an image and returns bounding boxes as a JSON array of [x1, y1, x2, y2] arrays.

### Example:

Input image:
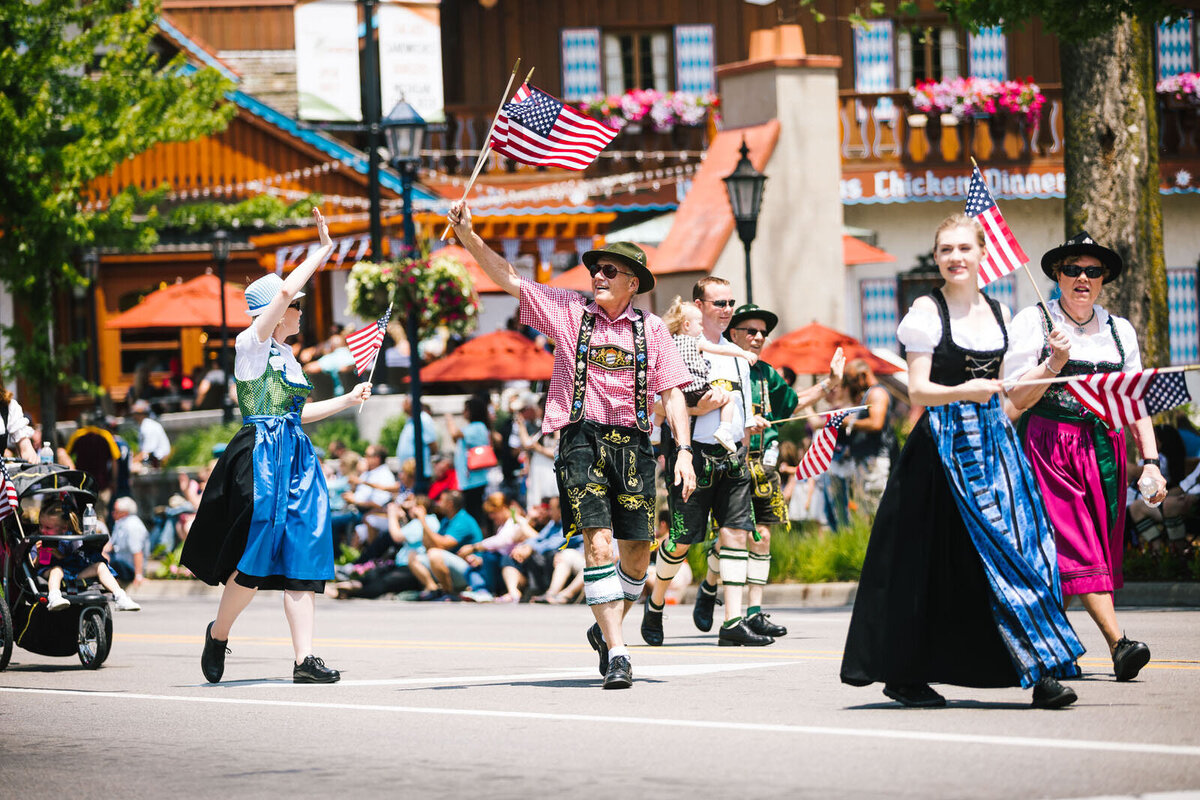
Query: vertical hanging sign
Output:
[[295, 0, 362, 121], [378, 1, 445, 123]]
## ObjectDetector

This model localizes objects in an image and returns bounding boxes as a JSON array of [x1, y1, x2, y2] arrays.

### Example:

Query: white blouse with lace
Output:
[[1000, 299, 1141, 381]]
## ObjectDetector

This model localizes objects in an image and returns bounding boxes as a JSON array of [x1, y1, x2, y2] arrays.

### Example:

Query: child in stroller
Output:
[[38, 502, 140, 612]]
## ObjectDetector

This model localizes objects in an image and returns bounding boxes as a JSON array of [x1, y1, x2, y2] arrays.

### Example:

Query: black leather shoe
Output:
[[641, 599, 664, 646], [746, 611, 787, 637], [293, 655, 340, 684], [1031, 676, 1078, 709], [602, 655, 633, 689], [693, 583, 717, 632], [1112, 636, 1151, 682], [587, 623, 608, 677], [717, 619, 774, 647], [882, 683, 947, 708], [201, 621, 229, 684]]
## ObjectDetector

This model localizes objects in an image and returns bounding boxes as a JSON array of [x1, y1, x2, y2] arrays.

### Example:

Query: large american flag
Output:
[[490, 83, 618, 171], [797, 411, 851, 480], [1066, 369, 1195, 429], [965, 166, 1029, 287], [346, 307, 392, 376], [0, 461, 18, 521]]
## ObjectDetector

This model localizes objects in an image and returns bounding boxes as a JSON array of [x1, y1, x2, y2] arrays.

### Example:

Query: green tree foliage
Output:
[[935, 0, 1186, 39], [0, 0, 234, 432]]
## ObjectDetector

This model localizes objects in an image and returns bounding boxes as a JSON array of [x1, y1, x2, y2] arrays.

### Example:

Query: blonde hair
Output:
[[933, 213, 986, 251], [661, 295, 700, 335]]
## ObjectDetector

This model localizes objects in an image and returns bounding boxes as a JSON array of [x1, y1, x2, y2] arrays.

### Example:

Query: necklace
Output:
[[1061, 304, 1096, 335]]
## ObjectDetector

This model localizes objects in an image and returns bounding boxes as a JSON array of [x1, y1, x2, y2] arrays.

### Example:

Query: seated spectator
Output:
[[327, 495, 437, 599], [38, 503, 140, 612], [303, 333, 355, 394], [130, 399, 171, 470], [461, 493, 538, 601], [408, 490, 484, 600], [193, 355, 229, 410], [104, 496, 148, 587], [1129, 426, 1198, 552], [343, 445, 397, 548], [173, 461, 213, 542], [327, 450, 362, 548], [503, 497, 577, 602]]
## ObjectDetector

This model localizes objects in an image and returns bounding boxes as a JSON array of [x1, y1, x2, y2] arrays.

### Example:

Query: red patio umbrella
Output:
[[420, 329, 554, 383], [105, 274, 249, 329], [761, 322, 901, 375], [435, 244, 504, 294], [549, 264, 593, 292]]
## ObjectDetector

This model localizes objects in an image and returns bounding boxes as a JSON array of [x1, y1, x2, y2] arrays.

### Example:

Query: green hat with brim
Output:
[[582, 241, 655, 294], [726, 303, 779, 336]]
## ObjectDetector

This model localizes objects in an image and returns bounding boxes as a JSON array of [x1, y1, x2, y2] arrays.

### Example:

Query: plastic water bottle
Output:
[[39, 441, 53, 464], [1138, 473, 1162, 509], [762, 440, 780, 469], [82, 504, 97, 537]]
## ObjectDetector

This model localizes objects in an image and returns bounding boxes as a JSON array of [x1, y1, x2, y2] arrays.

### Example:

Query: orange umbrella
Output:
[[105, 274, 249, 329], [761, 321, 901, 375], [420, 329, 554, 383], [434, 244, 504, 294], [843, 235, 896, 265], [549, 264, 593, 292]]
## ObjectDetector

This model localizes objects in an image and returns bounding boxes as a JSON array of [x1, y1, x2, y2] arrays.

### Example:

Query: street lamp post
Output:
[[723, 137, 767, 305], [212, 230, 233, 424], [382, 98, 429, 494], [82, 248, 102, 415]]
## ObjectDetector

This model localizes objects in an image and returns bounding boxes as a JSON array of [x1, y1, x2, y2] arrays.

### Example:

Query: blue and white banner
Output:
[[969, 25, 1008, 81], [561, 27, 603, 99], [675, 25, 715, 94]]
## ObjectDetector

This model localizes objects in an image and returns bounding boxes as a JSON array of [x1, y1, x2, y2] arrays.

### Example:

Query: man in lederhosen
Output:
[[641, 277, 772, 647], [722, 303, 843, 638], [448, 201, 696, 690]]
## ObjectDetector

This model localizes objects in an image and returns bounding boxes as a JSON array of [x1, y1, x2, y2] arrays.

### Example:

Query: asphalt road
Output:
[[1, 597, 1198, 799]]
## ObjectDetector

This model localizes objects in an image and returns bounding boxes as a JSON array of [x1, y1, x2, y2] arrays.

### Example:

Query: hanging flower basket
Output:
[[909, 77, 1044, 123], [346, 252, 480, 340], [1158, 72, 1200, 107], [579, 89, 719, 132]]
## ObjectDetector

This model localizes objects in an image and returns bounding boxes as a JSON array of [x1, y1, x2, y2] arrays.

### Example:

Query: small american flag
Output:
[[490, 83, 618, 171], [346, 307, 393, 376], [965, 166, 1029, 287], [0, 461, 18, 521], [1066, 369, 1195, 429], [797, 411, 851, 480]]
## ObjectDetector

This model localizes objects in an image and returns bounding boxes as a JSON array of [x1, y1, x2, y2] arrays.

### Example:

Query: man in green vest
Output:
[[722, 304, 843, 636]]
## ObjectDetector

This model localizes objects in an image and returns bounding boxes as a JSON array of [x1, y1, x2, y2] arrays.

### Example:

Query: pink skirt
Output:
[[1022, 415, 1126, 596]]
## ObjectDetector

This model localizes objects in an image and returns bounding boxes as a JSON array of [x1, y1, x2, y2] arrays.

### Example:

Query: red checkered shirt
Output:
[[519, 278, 691, 434]]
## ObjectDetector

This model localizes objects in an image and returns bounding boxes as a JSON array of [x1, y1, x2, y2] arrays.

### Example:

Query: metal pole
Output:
[[363, 0, 383, 261], [401, 163, 428, 495], [86, 251, 102, 414], [218, 252, 232, 424], [743, 238, 754, 305]]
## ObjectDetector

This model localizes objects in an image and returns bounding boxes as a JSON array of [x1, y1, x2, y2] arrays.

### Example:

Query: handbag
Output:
[[466, 444, 498, 471]]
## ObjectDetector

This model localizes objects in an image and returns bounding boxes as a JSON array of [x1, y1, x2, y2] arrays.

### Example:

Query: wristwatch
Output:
[[678, 444, 694, 454], [1141, 457, 1158, 466]]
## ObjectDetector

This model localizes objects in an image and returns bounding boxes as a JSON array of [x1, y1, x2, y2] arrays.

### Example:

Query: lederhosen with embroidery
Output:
[[553, 310, 657, 542], [662, 349, 756, 548], [746, 368, 790, 528], [1017, 306, 1127, 532]]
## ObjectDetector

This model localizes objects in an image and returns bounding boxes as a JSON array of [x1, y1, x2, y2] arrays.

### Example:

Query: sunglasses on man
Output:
[[704, 299, 737, 309], [1059, 264, 1105, 280], [587, 263, 635, 280]]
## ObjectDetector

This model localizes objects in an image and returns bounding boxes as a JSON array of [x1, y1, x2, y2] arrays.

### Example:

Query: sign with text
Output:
[[841, 165, 1066, 204], [378, 2, 444, 123], [295, 0, 361, 121]]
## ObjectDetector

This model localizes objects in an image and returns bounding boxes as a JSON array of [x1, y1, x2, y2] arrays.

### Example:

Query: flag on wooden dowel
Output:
[[965, 165, 1029, 287], [1066, 368, 1199, 429], [0, 461, 19, 521], [796, 410, 852, 480], [489, 83, 618, 170], [346, 307, 393, 376]]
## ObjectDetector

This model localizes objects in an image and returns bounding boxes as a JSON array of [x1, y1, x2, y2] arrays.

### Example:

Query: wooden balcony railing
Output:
[[421, 105, 712, 178], [840, 85, 1200, 166]]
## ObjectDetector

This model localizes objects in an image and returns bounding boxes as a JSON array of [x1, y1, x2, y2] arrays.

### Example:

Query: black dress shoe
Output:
[[201, 621, 230, 684], [882, 683, 947, 708], [746, 611, 787, 637], [717, 619, 774, 647], [1031, 676, 1078, 709], [587, 623, 608, 677], [602, 655, 633, 689], [1112, 636, 1151, 682], [693, 583, 717, 632], [641, 599, 664, 647], [294, 655, 341, 683]]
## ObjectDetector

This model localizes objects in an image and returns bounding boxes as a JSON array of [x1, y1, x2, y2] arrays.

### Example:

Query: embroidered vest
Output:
[[1033, 305, 1125, 418], [568, 309, 650, 432]]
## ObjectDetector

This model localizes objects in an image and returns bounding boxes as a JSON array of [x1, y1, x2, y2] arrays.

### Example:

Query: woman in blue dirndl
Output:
[[181, 208, 372, 684], [840, 214, 1084, 709]]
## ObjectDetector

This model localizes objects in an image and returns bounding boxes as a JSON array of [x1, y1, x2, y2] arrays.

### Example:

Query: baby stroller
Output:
[[0, 462, 112, 670]]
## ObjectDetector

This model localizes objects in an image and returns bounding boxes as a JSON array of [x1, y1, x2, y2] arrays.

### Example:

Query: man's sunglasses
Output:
[[587, 263, 635, 280], [1059, 264, 1105, 280], [288, 300, 303, 310], [704, 299, 737, 309], [731, 326, 767, 337]]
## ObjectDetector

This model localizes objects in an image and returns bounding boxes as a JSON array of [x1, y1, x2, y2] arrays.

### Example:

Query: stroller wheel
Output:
[[78, 606, 111, 669], [0, 592, 12, 671]]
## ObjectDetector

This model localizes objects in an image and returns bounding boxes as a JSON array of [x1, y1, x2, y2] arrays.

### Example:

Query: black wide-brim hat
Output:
[[582, 241, 655, 294], [726, 303, 779, 336], [1040, 231, 1124, 284]]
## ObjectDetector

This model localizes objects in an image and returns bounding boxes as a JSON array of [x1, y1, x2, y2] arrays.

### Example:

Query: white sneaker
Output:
[[114, 592, 141, 612], [459, 590, 493, 603], [713, 426, 737, 453], [46, 592, 70, 612]]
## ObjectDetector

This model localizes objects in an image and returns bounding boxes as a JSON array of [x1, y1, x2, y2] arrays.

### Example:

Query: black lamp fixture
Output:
[[722, 137, 767, 304], [211, 229, 233, 424], [382, 96, 427, 169]]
